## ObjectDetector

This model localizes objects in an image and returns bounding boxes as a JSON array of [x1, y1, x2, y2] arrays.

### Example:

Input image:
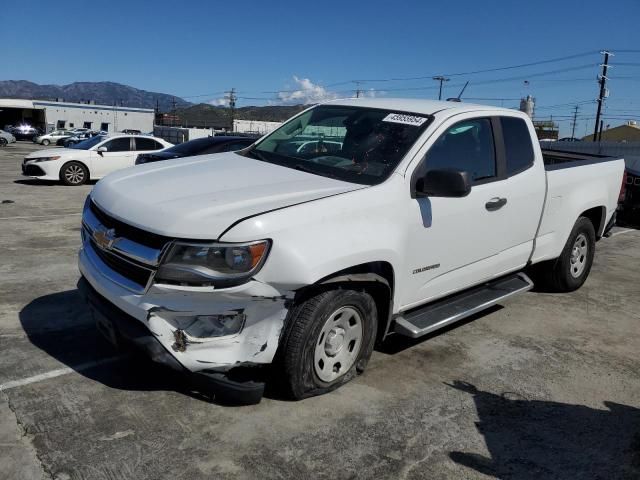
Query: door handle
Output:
[[485, 197, 507, 211]]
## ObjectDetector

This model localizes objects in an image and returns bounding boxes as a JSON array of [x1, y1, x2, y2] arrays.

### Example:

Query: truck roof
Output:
[[324, 97, 521, 116]]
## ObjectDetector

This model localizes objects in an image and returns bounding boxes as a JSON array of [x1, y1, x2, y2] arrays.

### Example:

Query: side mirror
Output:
[[414, 168, 471, 198], [97, 146, 107, 155]]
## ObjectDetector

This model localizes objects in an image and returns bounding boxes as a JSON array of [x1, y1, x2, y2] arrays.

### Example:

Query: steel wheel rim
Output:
[[314, 306, 363, 383], [65, 165, 84, 184], [569, 233, 588, 278]]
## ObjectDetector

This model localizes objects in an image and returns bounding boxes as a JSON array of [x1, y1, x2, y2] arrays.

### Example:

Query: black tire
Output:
[[0, 138, 7, 147], [537, 216, 596, 292], [60, 161, 89, 186], [42, 139, 50, 146], [277, 288, 378, 400]]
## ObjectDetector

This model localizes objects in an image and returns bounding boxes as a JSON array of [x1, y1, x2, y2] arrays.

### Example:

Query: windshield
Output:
[[243, 105, 432, 185], [71, 135, 106, 150]]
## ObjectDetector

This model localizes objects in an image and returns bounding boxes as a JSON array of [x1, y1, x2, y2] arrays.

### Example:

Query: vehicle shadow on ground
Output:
[[446, 380, 640, 479], [19, 289, 230, 405], [13, 179, 59, 186], [13, 179, 97, 186]]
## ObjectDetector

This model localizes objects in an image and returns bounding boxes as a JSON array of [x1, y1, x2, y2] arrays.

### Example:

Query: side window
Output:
[[501, 117, 535, 175], [425, 118, 496, 182], [103, 137, 131, 152], [134, 137, 161, 151]]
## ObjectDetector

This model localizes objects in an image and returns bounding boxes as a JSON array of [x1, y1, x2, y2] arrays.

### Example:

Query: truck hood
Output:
[[90, 152, 365, 239]]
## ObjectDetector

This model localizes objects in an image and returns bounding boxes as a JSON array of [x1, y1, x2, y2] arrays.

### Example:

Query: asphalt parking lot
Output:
[[1, 141, 639, 480]]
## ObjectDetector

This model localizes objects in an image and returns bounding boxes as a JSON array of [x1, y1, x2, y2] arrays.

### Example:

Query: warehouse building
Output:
[[0, 98, 154, 134], [582, 121, 640, 142]]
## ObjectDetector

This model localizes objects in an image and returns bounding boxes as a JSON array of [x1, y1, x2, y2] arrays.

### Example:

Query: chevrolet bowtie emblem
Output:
[[93, 226, 117, 251]]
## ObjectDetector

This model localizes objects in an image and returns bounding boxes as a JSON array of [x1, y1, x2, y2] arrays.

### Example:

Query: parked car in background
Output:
[[34, 129, 73, 146], [58, 130, 103, 147], [135, 136, 255, 165], [0, 129, 17, 146], [22, 134, 172, 185], [9, 125, 42, 140], [120, 129, 142, 135], [558, 137, 582, 142]]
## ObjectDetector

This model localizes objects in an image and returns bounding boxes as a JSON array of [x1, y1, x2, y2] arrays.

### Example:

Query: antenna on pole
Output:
[[570, 105, 579, 139], [432, 76, 450, 100], [225, 88, 237, 132]]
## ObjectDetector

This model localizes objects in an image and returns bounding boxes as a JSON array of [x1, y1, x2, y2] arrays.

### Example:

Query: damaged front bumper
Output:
[[78, 244, 293, 403]]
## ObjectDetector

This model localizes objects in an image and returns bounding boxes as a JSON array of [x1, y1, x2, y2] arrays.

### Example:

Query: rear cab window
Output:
[[500, 116, 535, 175]]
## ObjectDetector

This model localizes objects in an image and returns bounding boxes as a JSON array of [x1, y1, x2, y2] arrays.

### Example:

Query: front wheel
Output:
[[0, 138, 7, 147], [278, 288, 378, 400], [42, 139, 50, 146], [536, 216, 596, 292], [60, 161, 89, 186]]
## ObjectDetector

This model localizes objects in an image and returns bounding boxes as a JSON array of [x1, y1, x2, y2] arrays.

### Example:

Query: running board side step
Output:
[[394, 273, 533, 339]]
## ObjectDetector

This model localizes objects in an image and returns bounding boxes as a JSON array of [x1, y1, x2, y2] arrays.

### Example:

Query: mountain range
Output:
[[0, 80, 191, 111], [0, 80, 307, 125]]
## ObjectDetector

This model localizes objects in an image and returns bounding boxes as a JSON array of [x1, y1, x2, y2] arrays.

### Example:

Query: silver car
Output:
[[33, 129, 74, 146], [0, 129, 16, 146]]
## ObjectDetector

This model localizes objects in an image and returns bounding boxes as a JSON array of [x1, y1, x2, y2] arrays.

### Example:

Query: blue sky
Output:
[[2, 0, 640, 135]]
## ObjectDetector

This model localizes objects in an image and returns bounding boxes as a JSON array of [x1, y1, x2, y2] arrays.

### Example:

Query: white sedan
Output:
[[22, 134, 173, 185]]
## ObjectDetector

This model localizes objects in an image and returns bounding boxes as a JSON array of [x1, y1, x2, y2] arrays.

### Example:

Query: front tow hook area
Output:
[[77, 277, 266, 405]]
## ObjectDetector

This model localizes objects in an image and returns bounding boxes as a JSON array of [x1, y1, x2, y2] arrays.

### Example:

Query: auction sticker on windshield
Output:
[[382, 113, 428, 127]]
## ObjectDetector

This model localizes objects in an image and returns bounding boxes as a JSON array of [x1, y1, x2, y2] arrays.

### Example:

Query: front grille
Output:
[[90, 201, 170, 249], [23, 164, 45, 176], [89, 239, 154, 288]]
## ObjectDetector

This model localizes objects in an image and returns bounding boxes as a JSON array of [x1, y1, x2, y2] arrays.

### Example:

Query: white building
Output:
[[0, 98, 154, 133], [233, 119, 282, 135]]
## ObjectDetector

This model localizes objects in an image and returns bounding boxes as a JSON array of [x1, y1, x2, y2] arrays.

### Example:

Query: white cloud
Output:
[[208, 97, 227, 106], [277, 76, 337, 104]]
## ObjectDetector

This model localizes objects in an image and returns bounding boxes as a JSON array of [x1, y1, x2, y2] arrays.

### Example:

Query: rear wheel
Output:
[[536, 216, 596, 292], [60, 161, 88, 186], [278, 288, 377, 400], [42, 139, 50, 146], [0, 138, 7, 147]]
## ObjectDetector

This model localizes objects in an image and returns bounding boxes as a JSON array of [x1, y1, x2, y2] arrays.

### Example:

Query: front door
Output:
[[399, 116, 539, 310], [91, 137, 134, 177]]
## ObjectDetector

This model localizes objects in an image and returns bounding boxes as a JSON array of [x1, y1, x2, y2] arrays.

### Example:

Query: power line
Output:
[[347, 50, 600, 83]]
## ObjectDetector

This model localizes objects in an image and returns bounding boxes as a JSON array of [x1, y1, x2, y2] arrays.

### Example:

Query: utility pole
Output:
[[570, 105, 579, 138], [225, 88, 237, 132], [593, 50, 612, 142], [432, 76, 449, 101], [171, 97, 177, 127], [355, 81, 362, 98]]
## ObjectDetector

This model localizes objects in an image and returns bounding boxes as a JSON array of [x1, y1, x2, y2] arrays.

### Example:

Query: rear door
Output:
[[91, 137, 135, 177], [400, 113, 545, 309]]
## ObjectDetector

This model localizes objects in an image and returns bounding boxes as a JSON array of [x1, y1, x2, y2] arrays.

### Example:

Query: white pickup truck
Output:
[[78, 98, 624, 404]]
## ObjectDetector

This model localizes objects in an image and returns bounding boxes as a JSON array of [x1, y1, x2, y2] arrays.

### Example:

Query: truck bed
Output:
[[542, 150, 620, 170]]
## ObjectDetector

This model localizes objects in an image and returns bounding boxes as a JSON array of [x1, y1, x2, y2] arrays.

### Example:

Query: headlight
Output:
[[156, 240, 271, 287], [27, 156, 61, 163]]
